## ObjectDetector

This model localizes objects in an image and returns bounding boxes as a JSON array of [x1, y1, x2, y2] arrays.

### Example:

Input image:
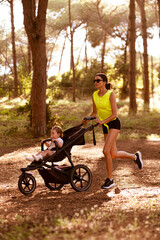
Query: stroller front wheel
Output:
[[70, 164, 92, 192], [18, 173, 36, 195]]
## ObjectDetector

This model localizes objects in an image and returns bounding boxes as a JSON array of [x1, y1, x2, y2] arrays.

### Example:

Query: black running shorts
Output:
[[102, 117, 121, 134]]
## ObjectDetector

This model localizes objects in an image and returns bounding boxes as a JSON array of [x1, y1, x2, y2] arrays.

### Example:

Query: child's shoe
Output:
[[32, 154, 43, 161], [26, 156, 34, 161]]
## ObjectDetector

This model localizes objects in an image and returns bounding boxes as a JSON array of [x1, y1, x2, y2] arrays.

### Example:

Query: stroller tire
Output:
[[18, 173, 36, 195], [70, 164, 92, 192], [45, 182, 64, 191]]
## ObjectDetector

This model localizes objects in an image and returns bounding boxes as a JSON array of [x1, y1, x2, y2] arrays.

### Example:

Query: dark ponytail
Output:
[[95, 73, 111, 90], [106, 83, 112, 90]]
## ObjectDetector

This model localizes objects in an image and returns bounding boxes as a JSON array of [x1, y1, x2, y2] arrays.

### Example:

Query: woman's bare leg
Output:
[[110, 142, 136, 160], [103, 129, 120, 179]]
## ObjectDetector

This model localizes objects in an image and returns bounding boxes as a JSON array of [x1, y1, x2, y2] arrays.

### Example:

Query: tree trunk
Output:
[[136, 0, 149, 111], [150, 55, 154, 97], [129, 0, 137, 114], [101, 30, 106, 72], [22, 0, 48, 137], [68, 0, 76, 102], [96, 0, 106, 73], [27, 40, 31, 75], [85, 23, 88, 72], [121, 30, 129, 99], [59, 33, 67, 73], [157, 0, 160, 38], [10, 0, 18, 97]]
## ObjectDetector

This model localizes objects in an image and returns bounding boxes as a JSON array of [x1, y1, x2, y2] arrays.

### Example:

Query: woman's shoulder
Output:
[[93, 90, 99, 96], [105, 89, 113, 97], [107, 89, 112, 94]]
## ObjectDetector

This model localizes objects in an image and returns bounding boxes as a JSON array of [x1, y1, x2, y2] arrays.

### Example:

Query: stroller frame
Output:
[[18, 118, 98, 195]]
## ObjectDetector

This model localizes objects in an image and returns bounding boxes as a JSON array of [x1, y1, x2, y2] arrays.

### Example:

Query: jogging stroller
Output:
[[18, 117, 98, 195]]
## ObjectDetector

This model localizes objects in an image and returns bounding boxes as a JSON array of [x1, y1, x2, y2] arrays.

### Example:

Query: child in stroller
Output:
[[18, 117, 98, 195], [26, 125, 64, 161]]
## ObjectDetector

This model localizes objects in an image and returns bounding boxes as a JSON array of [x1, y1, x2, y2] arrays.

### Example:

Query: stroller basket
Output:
[[38, 165, 73, 184]]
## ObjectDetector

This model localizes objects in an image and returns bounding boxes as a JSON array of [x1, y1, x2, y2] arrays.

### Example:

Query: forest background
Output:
[[0, 1, 160, 239], [0, 0, 160, 137]]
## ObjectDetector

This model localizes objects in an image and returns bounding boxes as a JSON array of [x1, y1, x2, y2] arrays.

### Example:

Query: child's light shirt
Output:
[[47, 138, 64, 150]]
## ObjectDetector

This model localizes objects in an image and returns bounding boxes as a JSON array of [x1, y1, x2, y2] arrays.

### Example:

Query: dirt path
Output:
[[0, 139, 160, 239]]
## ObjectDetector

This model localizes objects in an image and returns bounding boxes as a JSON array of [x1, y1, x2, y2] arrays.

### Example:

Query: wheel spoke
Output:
[[18, 174, 36, 195], [70, 165, 92, 192], [82, 171, 87, 178], [82, 179, 88, 183], [28, 178, 32, 184], [73, 179, 79, 184], [74, 173, 80, 180], [23, 185, 28, 190], [45, 182, 64, 190], [80, 180, 83, 189]]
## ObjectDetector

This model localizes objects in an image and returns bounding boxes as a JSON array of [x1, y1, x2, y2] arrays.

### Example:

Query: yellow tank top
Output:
[[93, 90, 114, 127]]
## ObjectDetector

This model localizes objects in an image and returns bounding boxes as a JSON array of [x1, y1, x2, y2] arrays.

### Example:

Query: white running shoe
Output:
[[26, 156, 34, 161], [135, 151, 143, 169], [32, 154, 42, 161]]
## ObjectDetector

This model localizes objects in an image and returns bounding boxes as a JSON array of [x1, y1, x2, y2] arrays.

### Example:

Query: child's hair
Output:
[[96, 73, 112, 90], [52, 125, 63, 138]]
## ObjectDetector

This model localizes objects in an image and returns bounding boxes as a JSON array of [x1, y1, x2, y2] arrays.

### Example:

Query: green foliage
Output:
[[88, 27, 103, 48], [76, 59, 111, 94], [0, 87, 6, 97], [60, 71, 73, 87], [0, 85, 160, 147], [48, 75, 60, 87], [47, 59, 111, 99], [16, 101, 31, 115], [48, 0, 67, 11], [4, 126, 18, 136], [52, 59, 110, 90], [109, 58, 129, 99], [1, 208, 159, 240], [16, 99, 62, 134], [47, 0, 68, 33], [17, 60, 32, 89]]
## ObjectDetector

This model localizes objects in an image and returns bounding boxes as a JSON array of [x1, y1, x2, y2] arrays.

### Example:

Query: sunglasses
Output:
[[93, 79, 103, 83]]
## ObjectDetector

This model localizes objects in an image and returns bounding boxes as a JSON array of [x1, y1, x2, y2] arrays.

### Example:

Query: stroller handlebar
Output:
[[41, 138, 52, 151], [41, 138, 59, 152], [83, 116, 96, 121]]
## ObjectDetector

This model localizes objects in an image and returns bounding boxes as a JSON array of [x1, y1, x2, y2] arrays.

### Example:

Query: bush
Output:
[[16, 100, 61, 133]]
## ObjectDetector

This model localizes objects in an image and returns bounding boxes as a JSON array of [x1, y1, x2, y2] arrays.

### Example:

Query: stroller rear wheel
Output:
[[70, 164, 92, 192], [18, 173, 36, 195], [45, 182, 64, 190]]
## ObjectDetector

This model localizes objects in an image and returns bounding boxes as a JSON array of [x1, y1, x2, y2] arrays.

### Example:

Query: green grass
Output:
[[0, 207, 159, 240], [0, 95, 160, 150], [0, 95, 160, 240]]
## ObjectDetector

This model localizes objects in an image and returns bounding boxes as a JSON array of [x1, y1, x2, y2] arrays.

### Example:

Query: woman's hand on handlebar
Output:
[[82, 118, 89, 124], [94, 117, 102, 125], [82, 116, 96, 124]]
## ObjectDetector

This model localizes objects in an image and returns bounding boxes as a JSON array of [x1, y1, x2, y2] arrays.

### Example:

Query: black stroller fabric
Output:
[[38, 165, 73, 184], [48, 125, 85, 163], [63, 125, 85, 145], [39, 125, 86, 184]]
